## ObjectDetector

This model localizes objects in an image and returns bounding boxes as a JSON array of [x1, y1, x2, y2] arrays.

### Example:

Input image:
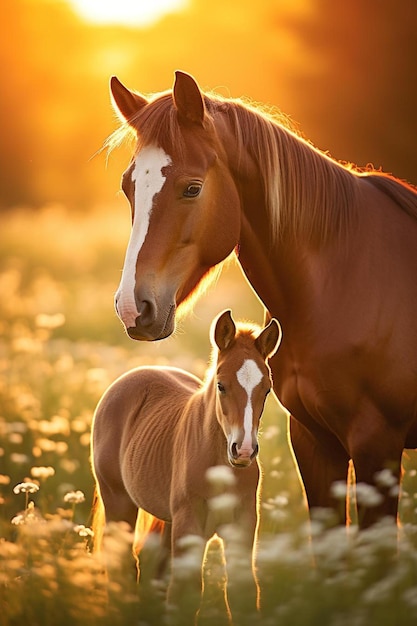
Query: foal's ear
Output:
[[213, 310, 236, 351], [173, 71, 205, 125], [255, 319, 282, 359], [110, 76, 148, 123]]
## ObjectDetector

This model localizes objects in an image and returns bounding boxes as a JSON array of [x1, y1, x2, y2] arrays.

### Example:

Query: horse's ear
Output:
[[110, 76, 148, 123], [255, 319, 282, 359], [213, 310, 236, 351], [173, 70, 205, 125]]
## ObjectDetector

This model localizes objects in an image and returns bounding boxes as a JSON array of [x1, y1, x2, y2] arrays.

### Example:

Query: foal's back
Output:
[[92, 366, 201, 522]]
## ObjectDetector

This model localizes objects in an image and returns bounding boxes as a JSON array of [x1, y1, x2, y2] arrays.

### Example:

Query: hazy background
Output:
[[1, 0, 416, 211]]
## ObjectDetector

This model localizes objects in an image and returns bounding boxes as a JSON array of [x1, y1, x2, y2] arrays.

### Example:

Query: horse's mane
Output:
[[106, 87, 417, 245]]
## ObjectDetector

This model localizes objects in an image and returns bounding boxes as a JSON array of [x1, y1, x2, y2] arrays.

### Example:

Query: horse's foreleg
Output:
[[289, 416, 351, 524], [348, 416, 404, 529]]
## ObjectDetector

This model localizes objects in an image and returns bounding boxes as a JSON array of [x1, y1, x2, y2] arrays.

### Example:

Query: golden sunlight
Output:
[[68, 0, 188, 27]]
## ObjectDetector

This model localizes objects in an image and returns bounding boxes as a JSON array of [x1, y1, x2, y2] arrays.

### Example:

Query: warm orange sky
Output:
[[68, 0, 188, 26], [1, 0, 416, 211]]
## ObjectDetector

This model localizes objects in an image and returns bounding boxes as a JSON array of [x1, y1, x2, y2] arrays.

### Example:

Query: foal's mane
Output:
[[107, 86, 417, 245], [203, 322, 262, 387]]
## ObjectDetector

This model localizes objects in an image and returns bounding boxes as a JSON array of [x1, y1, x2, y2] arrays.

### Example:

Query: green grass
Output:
[[1, 206, 417, 625]]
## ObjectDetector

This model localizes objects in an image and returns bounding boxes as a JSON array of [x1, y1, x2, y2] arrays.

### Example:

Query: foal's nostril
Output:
[[231, 442, 239, 459], [251, 444, 259, 460]]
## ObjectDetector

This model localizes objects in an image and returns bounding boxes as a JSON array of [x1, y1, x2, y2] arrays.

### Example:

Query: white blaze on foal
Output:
[[116, 144, 172, 328], [236, 359, 263, 454]]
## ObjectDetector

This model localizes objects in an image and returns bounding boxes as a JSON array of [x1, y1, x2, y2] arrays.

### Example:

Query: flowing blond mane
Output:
[[217, 99, 362, 244], [106, 86, 417, 245]]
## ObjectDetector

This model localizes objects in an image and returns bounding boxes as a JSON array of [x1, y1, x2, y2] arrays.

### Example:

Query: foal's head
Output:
[[211, 310, 281, 468]]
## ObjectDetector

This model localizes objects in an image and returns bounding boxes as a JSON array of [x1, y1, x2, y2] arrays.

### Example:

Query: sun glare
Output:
[[69, 0, 188, 27]]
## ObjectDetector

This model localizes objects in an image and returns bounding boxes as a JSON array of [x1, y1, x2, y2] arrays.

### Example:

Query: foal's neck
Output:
[[194, 373, 229, 465]]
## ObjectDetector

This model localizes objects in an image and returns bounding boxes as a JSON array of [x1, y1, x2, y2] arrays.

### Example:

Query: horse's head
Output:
[[110, 71, 242, 340], [211, 310, 281, 468]]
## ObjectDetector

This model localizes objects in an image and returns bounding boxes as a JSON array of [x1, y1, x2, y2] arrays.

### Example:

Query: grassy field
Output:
[[1, 206, 417, 625]]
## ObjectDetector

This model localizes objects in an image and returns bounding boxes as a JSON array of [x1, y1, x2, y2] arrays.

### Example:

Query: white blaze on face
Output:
[[236, 359, 263, 452], [116, 144, 172, 328]]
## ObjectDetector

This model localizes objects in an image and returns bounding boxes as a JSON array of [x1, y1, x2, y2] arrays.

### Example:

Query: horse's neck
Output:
[[233, 146, 354, 328], [237, 202, 303, 324]]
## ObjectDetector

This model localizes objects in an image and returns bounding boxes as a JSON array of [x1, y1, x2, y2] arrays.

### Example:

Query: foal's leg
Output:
[[98, 481, 138, 530], [156, 522, 172, 580], [167, 509, 206, 623], [290, 416, 351, 524], [221, 499, 259, 621], [94, 481, 139, 581]]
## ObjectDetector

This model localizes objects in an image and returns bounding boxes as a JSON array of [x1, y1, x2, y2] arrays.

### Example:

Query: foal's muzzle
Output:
[[228, 442, 259, 468]]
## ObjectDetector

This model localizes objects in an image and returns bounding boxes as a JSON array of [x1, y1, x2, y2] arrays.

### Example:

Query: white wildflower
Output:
[[205, 465, 236, 487], [63, 490, 85, 504], [74, 525, 94, 538], [355, 482, 383, 507], [330, 480, 348, 500], [389, 484, 400, 498], [13, 482, 39, 495], [208, 493, 239, 512], [30, 466, 55, 480], [374, 468, 397, 489]]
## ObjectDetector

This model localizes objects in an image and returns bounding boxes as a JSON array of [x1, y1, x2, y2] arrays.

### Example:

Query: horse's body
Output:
[[108, 71, 417, 528], [91, 310, 281, 618]]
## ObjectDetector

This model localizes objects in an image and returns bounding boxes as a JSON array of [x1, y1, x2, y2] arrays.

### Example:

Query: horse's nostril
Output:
[[231, 442, 239, 459], [251, 444, 259, 459], [136, 299, 156, 327]]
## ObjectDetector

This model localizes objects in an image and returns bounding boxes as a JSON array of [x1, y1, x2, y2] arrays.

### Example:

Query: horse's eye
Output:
[[183, 183, 202, 198], [217, 382, 226, 394]]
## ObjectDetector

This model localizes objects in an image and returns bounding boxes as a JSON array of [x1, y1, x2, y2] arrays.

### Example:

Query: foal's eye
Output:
[[217, 382, 226, 394], [183, 182, 202, 198]]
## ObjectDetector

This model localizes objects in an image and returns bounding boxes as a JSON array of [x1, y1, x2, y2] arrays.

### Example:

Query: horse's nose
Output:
[[135, 297, 157, 328], [115, 281, 176, 341]]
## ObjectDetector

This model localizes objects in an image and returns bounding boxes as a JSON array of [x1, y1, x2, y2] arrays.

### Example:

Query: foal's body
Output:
[[92, 311, 281, 618]]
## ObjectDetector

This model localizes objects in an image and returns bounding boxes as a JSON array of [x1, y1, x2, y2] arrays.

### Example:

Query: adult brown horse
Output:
[[108, 70, 417, 529], [91, 310, 281, 620]]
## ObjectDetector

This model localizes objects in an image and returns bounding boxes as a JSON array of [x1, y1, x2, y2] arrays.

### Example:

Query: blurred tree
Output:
[[0, 0, 415, 211], [0, 0, 122, 210], [277, 0, 417, 184]]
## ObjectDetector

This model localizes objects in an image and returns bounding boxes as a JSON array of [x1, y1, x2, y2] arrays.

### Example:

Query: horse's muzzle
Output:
[[125, 303, 176, 341], [114, 282, 176, 341]]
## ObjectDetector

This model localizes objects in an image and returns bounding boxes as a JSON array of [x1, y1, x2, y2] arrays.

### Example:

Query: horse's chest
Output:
[[272, 345, 417, 445]]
